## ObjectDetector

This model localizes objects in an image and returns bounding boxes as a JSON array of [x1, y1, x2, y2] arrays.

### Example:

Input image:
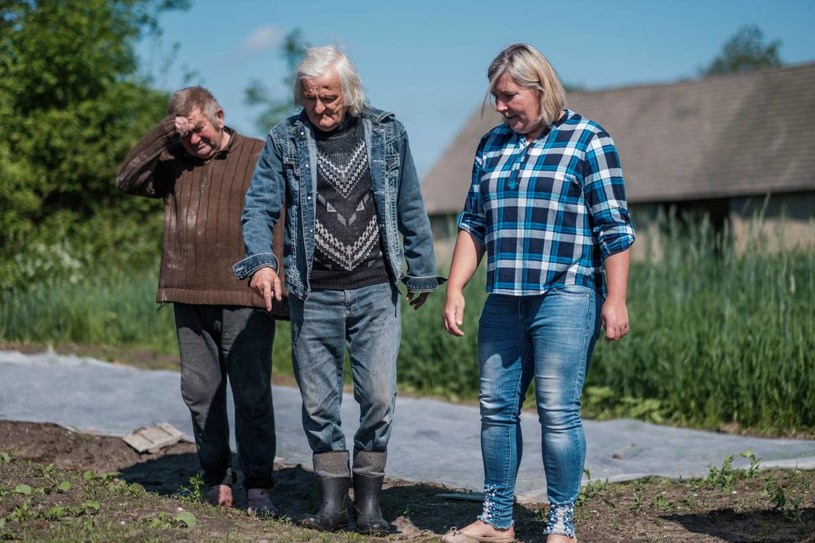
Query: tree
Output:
[[0, 0, 188, 289], [244, 28, 309, 133], [700, 24, 782, 77]]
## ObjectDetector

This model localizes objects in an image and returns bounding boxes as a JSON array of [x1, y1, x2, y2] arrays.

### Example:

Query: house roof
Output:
[[421, 62, 815, 214]]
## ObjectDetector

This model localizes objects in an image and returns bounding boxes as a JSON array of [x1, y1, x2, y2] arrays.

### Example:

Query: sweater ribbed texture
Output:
[[116, 116, 288, 317]]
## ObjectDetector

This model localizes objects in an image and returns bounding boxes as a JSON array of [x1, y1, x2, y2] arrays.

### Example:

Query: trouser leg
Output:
[[222, 306, 276, 490], [290, 289, 348, 452], [175, 303, 233, 487]]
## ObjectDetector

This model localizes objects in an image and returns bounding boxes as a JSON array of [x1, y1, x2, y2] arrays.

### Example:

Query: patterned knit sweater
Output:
[[311, 116, 389, 290], [116, 115, 288, 318]]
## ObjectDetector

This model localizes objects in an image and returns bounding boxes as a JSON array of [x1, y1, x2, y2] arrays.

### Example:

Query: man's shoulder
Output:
[[227, 131, 265, 158], [361, 106, 396, 125]]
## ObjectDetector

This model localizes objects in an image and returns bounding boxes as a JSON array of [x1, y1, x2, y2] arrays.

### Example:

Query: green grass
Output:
[[2, 213, 814, 434]]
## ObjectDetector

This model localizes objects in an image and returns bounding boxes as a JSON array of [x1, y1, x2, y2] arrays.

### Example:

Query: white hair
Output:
[[294, 45, 366, 116]]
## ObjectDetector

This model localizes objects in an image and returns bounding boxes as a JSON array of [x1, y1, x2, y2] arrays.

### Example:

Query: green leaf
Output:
[[83, 500, 100, 513], [14, 484, 32, 495], [58, 481, 72, 492], [174, 510, 196, 528]]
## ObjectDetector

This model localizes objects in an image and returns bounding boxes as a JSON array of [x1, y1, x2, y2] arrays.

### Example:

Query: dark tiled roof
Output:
[[422, 62, 815, 213]]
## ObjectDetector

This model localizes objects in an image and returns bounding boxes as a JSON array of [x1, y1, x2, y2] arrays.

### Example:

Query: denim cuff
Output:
[[402, 274, 447, 292], [233, 253, 279, 280]]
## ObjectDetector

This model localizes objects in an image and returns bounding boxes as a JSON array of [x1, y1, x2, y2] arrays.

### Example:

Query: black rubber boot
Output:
[[299, 451, 352, 531], [353, 450, 390, 535]]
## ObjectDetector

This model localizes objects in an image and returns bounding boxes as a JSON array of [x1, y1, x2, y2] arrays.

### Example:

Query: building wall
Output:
[[729, 192, 815, 252]]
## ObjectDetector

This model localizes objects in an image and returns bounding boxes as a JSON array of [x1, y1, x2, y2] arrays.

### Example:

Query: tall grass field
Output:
[[2, 215, 813, 434]]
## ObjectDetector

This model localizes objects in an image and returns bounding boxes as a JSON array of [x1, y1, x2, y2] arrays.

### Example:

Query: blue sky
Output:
[[136, 0, 815, 178]]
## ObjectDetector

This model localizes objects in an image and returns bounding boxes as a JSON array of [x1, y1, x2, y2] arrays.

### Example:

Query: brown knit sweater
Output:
[[116, 116, 288, 318]]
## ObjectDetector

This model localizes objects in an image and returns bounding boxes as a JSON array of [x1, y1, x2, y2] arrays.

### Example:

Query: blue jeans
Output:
[[290, 282, 400, 453], [174, 304, 276, 490], [476, 285, 601, 529]]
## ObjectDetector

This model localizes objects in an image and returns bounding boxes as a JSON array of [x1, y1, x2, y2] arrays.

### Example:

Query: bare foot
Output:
[[457, 519, 515, 539], [207, 484, 233, 507]]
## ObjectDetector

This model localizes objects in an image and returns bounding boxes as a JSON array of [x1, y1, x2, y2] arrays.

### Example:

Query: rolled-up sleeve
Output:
[[456, 144, 488, 249], [583, 132, 635, 260]]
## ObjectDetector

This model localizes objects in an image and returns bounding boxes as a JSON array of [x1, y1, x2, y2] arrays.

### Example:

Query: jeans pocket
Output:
[[548, 284, 594, 297]]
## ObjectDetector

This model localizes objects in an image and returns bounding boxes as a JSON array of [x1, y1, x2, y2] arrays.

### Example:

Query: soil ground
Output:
[[1, 343, 815, 541]]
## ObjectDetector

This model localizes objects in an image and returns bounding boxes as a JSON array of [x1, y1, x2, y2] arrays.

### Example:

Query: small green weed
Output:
[[175, 472, 206, 503]]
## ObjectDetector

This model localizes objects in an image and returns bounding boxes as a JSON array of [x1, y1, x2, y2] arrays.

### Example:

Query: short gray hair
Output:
[[168, 86, 222, 126], [294, 45, 366, 116], [486, 43, 566, 127]]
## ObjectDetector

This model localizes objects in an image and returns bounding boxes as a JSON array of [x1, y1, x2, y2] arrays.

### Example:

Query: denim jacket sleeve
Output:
[[395, 126, 446, 292], [232, 132, 285, 280]]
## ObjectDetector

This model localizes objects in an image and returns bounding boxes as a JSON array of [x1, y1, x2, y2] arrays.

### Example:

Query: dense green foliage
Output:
[[0, 0, 187, 291], [700, 24, 783, 77]]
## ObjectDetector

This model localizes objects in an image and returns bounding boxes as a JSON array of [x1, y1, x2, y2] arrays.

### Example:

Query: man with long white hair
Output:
[[235, 46, 444, 535]]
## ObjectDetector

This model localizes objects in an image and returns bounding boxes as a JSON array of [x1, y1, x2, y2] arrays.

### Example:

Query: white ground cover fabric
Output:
[[2, 350, 814, 503]]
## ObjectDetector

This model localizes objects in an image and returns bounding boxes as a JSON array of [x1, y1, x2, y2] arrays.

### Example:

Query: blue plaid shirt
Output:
[[458, 109, 635, 295]]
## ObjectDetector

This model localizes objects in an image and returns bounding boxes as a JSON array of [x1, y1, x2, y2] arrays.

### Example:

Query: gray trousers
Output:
[[174, 304, 276, 489]]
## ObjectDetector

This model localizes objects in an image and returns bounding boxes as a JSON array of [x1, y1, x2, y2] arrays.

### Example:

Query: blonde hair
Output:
[[294, 45, 366, 116], [485, 43, 566, 127]]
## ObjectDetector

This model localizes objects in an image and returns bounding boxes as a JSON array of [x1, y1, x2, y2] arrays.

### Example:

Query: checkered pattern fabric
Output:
[[458, 110, 635, 295]]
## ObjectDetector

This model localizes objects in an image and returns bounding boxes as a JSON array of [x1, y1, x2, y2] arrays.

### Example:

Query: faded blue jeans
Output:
[[174, 304, 276, 490], [290, 282, 400, 453], [476, 285, 602, 529]]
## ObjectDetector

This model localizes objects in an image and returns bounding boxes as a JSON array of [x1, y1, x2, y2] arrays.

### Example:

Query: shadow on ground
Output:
[[115, 448, 553, 540], [664, 508, 815, 543]]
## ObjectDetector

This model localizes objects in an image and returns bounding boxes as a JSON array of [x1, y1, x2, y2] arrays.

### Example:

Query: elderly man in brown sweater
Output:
[[116, 86, 286, 517]]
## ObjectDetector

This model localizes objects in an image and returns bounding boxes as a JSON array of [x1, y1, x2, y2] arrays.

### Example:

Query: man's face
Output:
[[180, 108, 226, 159], [301, 71, 348, 132]]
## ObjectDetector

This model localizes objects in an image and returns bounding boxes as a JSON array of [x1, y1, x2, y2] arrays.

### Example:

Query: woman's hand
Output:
[[443, 289, 466, 337], [601, 298, 629, 341]]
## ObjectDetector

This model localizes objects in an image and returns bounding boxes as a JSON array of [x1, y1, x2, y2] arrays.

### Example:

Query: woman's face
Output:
[[492, 72, 544, 140]]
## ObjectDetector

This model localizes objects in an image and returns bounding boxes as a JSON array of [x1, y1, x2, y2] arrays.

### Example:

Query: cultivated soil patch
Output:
[[1, 420, 814, 542]]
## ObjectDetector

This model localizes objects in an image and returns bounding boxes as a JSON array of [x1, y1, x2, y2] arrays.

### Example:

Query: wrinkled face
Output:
[[180, 108, 226, 159], [492, 72, 543, 140], [301, 71, 348, 132]]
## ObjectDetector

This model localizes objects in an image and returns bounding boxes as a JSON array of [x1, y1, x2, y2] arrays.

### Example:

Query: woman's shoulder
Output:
[[478, 123, 513, 148], [562, 110, 611, 138]]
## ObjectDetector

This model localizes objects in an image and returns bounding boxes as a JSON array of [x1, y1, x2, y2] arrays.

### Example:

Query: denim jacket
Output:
[[233, 107, 445, 299]]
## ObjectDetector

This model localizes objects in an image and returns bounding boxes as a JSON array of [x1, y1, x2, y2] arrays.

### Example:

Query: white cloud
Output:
[[242, 25, 284, 54]]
